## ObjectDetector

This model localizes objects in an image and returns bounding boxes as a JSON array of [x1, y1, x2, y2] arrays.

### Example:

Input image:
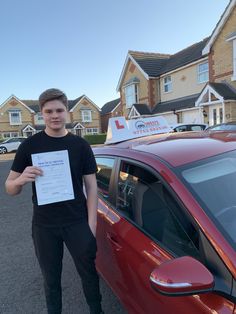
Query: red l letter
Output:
[[115, 120, 125, 129]]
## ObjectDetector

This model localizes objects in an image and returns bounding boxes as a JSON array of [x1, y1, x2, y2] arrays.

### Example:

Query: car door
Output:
[[7, 138, 21, 152], [95, 156, 118, 279], [99, 157, 235, 314]]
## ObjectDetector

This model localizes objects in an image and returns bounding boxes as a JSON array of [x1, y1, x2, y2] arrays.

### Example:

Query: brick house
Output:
[[116, 40, 210, 125], [100, 98, 121, 133], [196, 0, 236, 125], [0, 94, 101, 138], [114, 0, 236, 127]]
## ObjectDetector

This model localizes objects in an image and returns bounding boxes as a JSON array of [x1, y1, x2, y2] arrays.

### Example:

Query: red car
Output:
[[93, 131, 236, 314]]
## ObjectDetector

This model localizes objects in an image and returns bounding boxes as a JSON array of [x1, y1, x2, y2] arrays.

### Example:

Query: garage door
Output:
[[182, 109, 202, 123], [160, 113, 177, 125]]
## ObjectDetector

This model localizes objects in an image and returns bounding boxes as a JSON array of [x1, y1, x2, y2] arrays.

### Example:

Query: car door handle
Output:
[[106, 233, 122, 251]]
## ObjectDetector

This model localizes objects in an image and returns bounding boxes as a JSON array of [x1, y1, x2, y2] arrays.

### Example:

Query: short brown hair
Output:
[[39, 88, 68, 110]]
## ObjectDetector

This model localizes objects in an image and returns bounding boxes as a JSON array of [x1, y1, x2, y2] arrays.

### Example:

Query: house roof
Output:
[[69, 95, 101, 112], [68, 96, 84, 111], [22, 100, 40, 112], [159, 37, 209, 75], [0, 95, 35, 113], [22, 95, 88, 112], [117, 37, 210, 91], [129, 51, 170, 77], [128, 37, 209, 78], [209, 82, 236, 100], [152, 94, 199, 114], [132, 103, 152, 115], [101, 98, 120, 115], [203, 0, 236, 54]]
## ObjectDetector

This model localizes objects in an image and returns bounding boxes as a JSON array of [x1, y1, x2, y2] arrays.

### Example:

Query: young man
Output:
[[5, 88, 103, 314]]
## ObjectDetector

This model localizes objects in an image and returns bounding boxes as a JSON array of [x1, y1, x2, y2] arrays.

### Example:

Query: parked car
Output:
[[93, 131, 236, 313], [0, 137, 26, 154], [205, 121, 236, 132], [170, 123, 208, 132]]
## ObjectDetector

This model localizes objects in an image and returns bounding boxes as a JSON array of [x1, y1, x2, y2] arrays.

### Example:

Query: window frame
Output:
[[81, 109, 92, 122], [9, 110, 22, 125], [37, 113, 44, 121], [163, 75, 172, 93], [2, 132, 19, 138], [232, 39, 236, 81], [95, 155, 117, 204], [86, 128, 98, 135], [197, 62, 209, 84], [124, 84, 139, 109], [114, 157, 200, 257]]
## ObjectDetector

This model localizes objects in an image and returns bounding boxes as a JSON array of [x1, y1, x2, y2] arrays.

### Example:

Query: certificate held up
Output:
[[31, 150, 75, 206]]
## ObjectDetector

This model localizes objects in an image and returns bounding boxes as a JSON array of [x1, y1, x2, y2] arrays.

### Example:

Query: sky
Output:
[[0, 0, 230, 108]]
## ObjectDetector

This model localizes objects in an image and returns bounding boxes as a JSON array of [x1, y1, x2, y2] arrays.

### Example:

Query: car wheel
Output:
[[0, 147, 7, 154]]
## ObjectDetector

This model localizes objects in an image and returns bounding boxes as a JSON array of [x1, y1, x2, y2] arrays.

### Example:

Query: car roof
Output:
[[171, 123, 207, 126], [170, 123, 207, 128], [206, 121, 236, 129], [94, 131, 236, 167]]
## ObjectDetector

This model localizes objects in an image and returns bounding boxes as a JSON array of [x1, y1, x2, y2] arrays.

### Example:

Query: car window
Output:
[[180, 150, 236, 249], [8, 138, 17, 143], [117, 161, 199, 258], [175, 125, 187, 132], [210, 125, 225, 131], [95, 157, 115, 200], [191, 125, 204, 131]]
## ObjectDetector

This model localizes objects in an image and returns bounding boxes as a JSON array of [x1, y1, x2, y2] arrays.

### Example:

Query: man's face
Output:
[[41, 100, 67, 133]]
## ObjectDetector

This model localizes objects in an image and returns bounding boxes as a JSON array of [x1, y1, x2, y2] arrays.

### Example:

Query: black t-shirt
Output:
[[11, 131, 97, 227]]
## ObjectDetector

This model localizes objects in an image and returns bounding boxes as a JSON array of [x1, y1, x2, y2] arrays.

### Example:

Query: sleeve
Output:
[[82, 141, 98, 175], [11, 141, 31, 173]]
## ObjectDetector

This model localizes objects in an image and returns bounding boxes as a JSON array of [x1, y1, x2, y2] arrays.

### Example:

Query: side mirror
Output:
[[150, 256, 214, 296]]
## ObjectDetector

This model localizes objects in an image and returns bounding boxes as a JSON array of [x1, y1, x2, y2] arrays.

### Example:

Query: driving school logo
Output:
[[133, 119, 165, 135], [135, 120, 146, 129]]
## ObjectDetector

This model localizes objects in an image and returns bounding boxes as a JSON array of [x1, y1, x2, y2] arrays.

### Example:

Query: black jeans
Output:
[[32, 221, 102, 314]]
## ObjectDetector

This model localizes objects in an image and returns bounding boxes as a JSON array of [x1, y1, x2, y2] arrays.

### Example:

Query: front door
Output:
[[209, 105, 223, 126]]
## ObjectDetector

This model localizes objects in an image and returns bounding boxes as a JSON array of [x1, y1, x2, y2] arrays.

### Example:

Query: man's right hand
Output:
[[17, 166, 43, 185], [5, 167, 43, 195]]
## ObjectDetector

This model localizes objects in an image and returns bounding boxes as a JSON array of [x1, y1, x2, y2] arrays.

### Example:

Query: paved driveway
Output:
[[0, 160, 126, 314]]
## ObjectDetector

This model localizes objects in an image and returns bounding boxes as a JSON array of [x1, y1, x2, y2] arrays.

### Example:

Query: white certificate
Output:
[[31, 150, 75, 205]]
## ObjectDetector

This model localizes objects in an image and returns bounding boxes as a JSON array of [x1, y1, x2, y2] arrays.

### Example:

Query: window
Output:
[[2, 132, 19, 138], [175, 125, 187, 132], [190, 125, 206, 131], [37, 113, 44, 121], [233, 39, 236, 80], [81, 110, 92, 122], [95, 157, 115, 199], [227, 35, 236, 80], [9, 110, 22, 125], [7, 138, 21, 143], [198, 62, 209, 83], [86, 128, 98, 135], [220, 108, 223, 123], [117, 161, 199, 257], [180, 150, 236, 250], [163, 76, 172, 93], [125, 84, 138, 108]]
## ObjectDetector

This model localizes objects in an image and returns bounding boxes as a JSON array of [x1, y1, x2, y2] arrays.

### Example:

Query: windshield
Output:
[[178, 150, 236, 250]]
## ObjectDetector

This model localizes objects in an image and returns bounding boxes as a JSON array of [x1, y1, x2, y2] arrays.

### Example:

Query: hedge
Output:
[[84, 133, 107, 145]]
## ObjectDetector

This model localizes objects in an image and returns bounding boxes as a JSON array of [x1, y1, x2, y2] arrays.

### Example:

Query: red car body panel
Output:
[[94, 131, 236, 313]]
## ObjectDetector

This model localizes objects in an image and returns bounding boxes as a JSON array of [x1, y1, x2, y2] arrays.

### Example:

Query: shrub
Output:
[[84, 133, 106, 145]]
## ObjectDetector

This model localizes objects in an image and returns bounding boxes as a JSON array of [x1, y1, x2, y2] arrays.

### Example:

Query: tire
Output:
[[0, 147, 7, 154]]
